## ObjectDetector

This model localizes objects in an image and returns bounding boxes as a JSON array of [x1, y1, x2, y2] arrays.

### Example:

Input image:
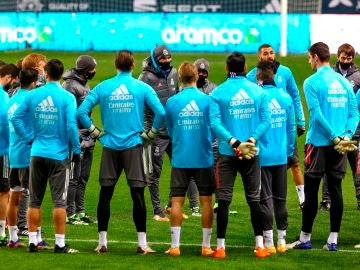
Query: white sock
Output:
[[99, 231, 107, 247], [137, 232, 147, 248], [217, 238, 225, 249], [9, 226, 18, 242], [55, 234, 65, 248], [171, 227, 181, 248], [300, 231, 311, 242], [255, 235, 264, 249], [0, 220, 6, 237], [202, 228, 212, 248], [277, 230, 286, 245], [29, 232, 37, 245], [327, 232, 338, 244], [296, 185, 305, 204], [37, 227, 43, 243], [263, 230, 274, 248]]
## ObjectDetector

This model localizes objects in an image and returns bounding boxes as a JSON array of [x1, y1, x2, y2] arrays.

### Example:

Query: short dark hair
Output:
[[337, 43, 355, 58], [115, 50, 134, 72], [258, 44, 272, 53], [308, 42, 330, 62], [19, 68, 38, 88], [256, 61, 275, 81], [226, 52, 246, 74], [0, 64, 19, 78], [44, 59, 64, 81]]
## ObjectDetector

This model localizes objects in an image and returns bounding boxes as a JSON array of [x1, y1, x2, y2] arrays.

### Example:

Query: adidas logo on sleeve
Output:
[[179, 100, 203, 117], [109, 84, 133, 101], [36, 96, 58, 112], [230, 89, 254, 106]]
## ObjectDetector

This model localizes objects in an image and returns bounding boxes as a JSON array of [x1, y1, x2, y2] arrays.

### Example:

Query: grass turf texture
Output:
[[0, 51, 360, 269]]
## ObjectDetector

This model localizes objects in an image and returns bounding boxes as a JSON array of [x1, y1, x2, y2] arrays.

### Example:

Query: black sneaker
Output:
[[29, 243, 38, 253], [54, 244, 79, 254]]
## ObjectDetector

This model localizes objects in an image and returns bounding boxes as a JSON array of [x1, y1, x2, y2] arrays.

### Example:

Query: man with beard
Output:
[[62, 55, 97, 225], [0, 64, 19, 245], [247, 44, 306, 209]]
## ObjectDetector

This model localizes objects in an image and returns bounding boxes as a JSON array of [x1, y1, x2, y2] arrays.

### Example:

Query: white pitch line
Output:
[[56, 238, 360, 253]]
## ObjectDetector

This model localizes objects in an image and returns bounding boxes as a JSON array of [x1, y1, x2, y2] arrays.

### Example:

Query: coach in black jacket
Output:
[[139, 45, 178, 222], [62, 55, 97, 225]]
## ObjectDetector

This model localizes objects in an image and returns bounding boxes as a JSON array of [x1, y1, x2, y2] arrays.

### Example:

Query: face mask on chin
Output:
[[85, 71, 96, 80], [339, 62, 352, 70]]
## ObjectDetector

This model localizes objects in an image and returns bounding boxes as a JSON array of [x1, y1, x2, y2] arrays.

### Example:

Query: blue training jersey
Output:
[[258, 85, 296, 166], [11, 82, 80, 160], [77, 72, 165, 151], [247, 64, 305, 127], [8, 89, 33, 168], [210, 76, 271, 156], [0, 87, 9, 157], [165, 86, 213, 168], [304, 66, 359, 146]]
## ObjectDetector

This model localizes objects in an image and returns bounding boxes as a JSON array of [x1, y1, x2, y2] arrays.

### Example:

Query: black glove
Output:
[[297, 125, 305, 137], [72, 153, 81, 164]]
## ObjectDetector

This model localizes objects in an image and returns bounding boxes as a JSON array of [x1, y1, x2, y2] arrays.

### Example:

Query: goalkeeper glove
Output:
[[140, 127, 158, 147], [333, 136, 358, 155], [88, 124, 104, 140], [229, 138, 258, 160]]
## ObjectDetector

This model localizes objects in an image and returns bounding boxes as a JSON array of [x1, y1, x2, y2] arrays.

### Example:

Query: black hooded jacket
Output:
[[139, 57, 178, 136]]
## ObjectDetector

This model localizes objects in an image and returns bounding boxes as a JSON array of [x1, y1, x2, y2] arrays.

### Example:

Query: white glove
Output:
[[140, 128, 158, 147], [333, 136, 358, 155], [88, 124, 104, 139], [229, 138, 258, 160]]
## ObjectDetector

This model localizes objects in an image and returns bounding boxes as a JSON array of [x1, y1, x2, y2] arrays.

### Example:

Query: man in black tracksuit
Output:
[[62, 55, 97, 224], [139, 45, 178, 221]]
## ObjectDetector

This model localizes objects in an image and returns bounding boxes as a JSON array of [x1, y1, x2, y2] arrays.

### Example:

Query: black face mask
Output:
[[197, 75, 207, 88], [85, 71, 96, 80], [339, 62, 352, 70], [158, 61, 171, 71]]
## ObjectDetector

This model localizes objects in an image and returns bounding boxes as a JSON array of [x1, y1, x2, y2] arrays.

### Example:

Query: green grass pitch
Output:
[[0, 50, 360, 269]]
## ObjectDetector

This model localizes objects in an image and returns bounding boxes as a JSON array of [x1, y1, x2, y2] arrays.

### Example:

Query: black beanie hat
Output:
[[75, 55, 97, 74], [153, 45, 171, 62]]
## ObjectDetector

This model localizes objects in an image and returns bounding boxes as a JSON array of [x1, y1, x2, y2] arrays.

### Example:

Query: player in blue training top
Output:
[[256, 61, 296, 254], [247, 44, 306, 209], [0, 64, 19, 246], [289, 42, 358, 252], [210, 52, 271, 259], [11, 59, 81, 254], [164, 62, 215, 257], [7, 68, 38, 248], [77, 50, 165, 255]]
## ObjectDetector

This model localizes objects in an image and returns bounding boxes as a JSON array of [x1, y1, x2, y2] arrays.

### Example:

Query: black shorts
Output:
[[0, 155, 10, 192], [29, 157, 68, 208], [304, 144, 347, 179], [9, 167, 29, 190], [170, 167, 215, 197], [215, 155, 261, 203], [99, 145, 146, 188], [260, 165, 287, 201]]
